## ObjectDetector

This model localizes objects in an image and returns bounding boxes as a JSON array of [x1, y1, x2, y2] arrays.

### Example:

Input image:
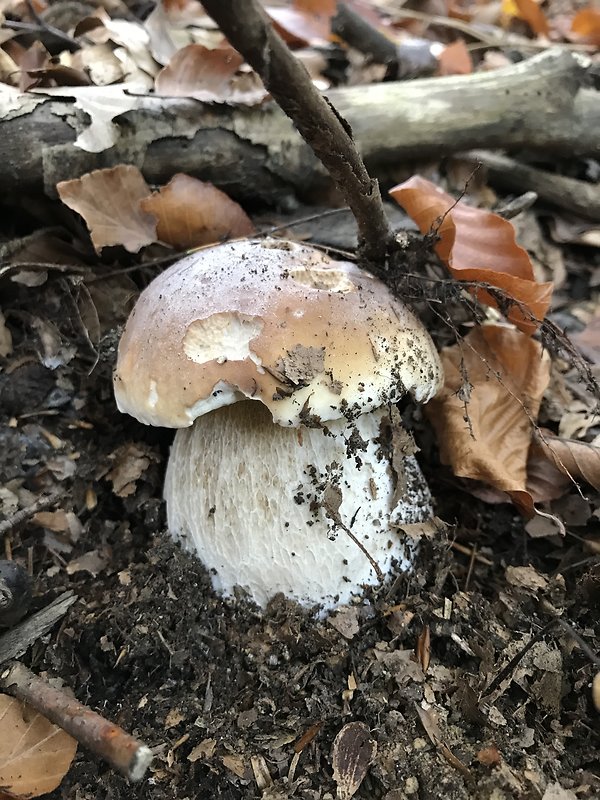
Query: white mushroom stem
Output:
[[164, 401, 432, 610]]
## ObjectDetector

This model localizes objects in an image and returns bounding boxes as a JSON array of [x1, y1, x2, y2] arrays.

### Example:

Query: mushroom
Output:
[[114, 238, 442, 610]]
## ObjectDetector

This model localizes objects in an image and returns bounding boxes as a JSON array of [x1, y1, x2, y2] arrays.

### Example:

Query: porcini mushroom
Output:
[[114, 238, 442, 610]]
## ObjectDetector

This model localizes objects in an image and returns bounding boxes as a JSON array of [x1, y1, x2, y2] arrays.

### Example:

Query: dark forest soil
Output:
[[1, 220, 599, 800]]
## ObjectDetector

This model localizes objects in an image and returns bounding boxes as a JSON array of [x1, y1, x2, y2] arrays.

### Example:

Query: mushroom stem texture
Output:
[[164, 401, 432, 609]]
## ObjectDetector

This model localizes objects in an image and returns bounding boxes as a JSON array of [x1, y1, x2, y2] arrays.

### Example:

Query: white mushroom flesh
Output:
[[164, 400, 432, 610]]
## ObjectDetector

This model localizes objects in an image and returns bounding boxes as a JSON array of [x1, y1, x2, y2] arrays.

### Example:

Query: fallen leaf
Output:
[[328, 606, 360, 640], [389, 176, 553, 334], [505, 564, 548, 593], [57, 166, 157, 253], [155, 43, 267, 105], [425, 325, 551, 515], [415, 704, 470, 776], [437, 39, 473, 75], [502, 0, 550, 35], [0, 694, 77, 797], [140, 174, 254, 249], [268, 0, 336, 46], [477, 744, 502, 766], [65, 549, 109, 576], [105, 441, 158, 497], [569, 8, 600, 45], [534, 432, 600, 492], [188, 738, 217, 762], [331, 721, 376, 800], [542, 781, 578, 800]]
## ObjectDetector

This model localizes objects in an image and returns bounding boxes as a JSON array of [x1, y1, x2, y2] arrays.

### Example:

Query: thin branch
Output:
[[0, 661, 153, 781], [199, 0, 395, 265], [0, 490, 63, 537]]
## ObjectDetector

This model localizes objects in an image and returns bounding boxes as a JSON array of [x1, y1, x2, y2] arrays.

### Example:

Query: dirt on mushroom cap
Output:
[[113, 238, 443, 429]]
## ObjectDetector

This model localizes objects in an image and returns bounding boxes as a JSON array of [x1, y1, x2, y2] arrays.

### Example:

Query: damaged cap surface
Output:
[[114, 238, 443, 428]]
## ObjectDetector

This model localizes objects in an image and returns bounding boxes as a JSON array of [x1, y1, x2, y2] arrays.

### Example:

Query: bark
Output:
[[0, 48, 596, 203]]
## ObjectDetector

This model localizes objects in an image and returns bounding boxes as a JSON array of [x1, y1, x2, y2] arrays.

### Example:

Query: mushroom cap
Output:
[[114, 238, 443, 428]]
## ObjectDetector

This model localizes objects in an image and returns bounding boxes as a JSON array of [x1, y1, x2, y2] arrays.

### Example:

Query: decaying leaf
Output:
[[426, 325, 550, 515], [569, 7, 600, 45], [0, 310, 12, 357], [573, 314, 600, 364], [155, 43, 268, 104], [140, 174, 254, 249], [331, 721, 376, 800], [268, 0, 336, 46], [0, 694, 77, 797], [105, 442, 159, 497], [390, 176, 553, 334], [533, 432, 600, 492], [57, 166, 157, 253]]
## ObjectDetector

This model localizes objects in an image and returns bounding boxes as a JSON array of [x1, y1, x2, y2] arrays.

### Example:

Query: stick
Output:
[[0, 590, 76, 664], [0, 489, 63, 537], [199, 0, 395, 264], [462, 150, 600, 221], [0, 661, 153, 781]]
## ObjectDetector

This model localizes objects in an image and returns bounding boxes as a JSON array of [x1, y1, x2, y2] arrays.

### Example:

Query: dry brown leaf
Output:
[[569, 8, 600, 45], [154, 43, 267, 105], [526, 440, 571, 503], [437, 39, 473, 76], [105, 441, 158, 497], [507, 0, 550, 35], [426, 325, 550, 515], [331, 721, 376, 800], [57, 166, 157, 253], [140, 174, 254, 249], [389, 176, 553, 334], [267, 0, 336, 46], [0, 694, 77, 797], [534, 432, 600, 492]]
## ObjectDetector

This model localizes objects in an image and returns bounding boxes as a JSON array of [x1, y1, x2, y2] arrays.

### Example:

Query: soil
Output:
[[1, 213, 599, 800]]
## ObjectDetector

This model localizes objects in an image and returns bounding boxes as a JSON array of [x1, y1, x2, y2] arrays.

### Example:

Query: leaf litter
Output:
[[0, 0, 599, 797]]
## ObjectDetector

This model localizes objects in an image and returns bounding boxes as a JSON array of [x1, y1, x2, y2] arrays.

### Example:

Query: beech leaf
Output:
[[155, 44, 268, 105], [534, 432, 600, 492], [425, 325, 551, 515], [57, 166, 157, 253], [0, 694, 77, 797], [140, 174, 254, 249], [389, 176, 553, 334]]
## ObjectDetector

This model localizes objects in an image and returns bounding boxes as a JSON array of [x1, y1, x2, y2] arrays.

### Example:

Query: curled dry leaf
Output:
[[267, 0, 336, 46], [140, 174, 254, 249], [569, 8, 600, 45], [425, 325, 550, 516], [437, 39, 473, 76], [155, 43, 268, 105], [57, 166, 157, 254], [389, 176, 553, 334], [331, 721, 376, 800], [0, 694, 77, 797], [502, 0, 550, 36], [533, 431, 600, 492]]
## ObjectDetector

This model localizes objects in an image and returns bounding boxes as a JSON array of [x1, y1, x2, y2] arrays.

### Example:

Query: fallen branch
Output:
[[462, 150, 600, 221], [0, 50, 594, 203], [0, 661, 153, 782]]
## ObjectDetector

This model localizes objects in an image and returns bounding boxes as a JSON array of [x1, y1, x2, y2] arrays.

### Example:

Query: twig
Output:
[[482, 620, 555, 697], [199, 0, 395, 265], [0, 490, 62, 537], [0, 590, 76, 664], [0, 661, 153, 781]]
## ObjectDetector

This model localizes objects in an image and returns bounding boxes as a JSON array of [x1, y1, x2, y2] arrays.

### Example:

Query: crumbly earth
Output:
[[0, 247, 599, 800]]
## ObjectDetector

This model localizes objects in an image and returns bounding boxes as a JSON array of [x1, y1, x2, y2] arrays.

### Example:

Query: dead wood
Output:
[[0, 48, 595, 202]]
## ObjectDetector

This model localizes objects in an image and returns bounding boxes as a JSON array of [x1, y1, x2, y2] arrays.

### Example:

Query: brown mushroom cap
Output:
[[114, 238, 443, 428]]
